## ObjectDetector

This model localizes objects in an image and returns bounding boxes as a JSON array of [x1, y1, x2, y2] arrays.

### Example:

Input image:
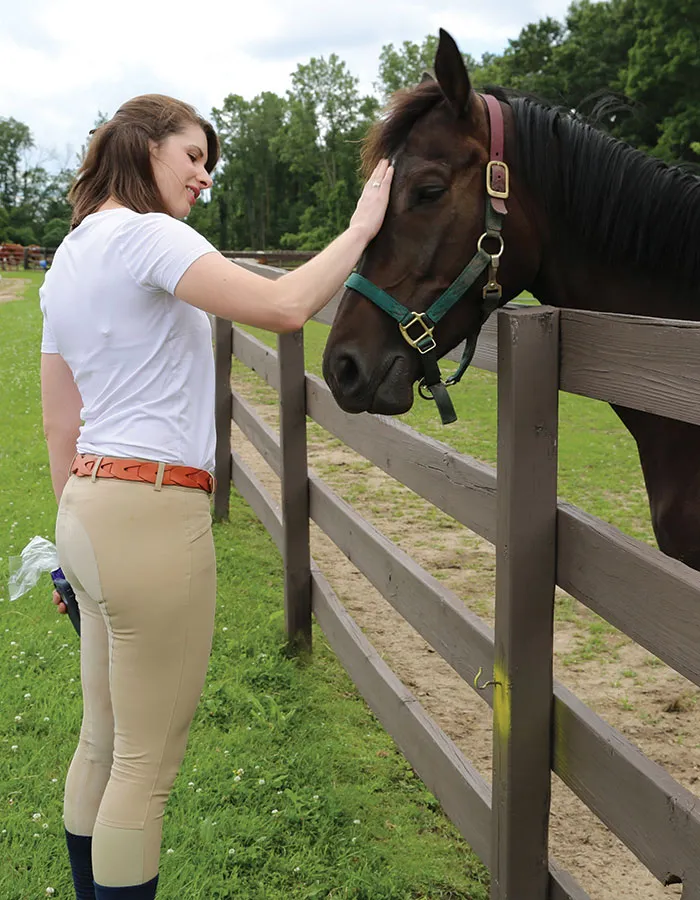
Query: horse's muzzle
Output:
[[322, 346, 415, 415]]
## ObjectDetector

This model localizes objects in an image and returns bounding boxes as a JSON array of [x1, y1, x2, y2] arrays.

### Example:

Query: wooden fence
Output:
[[0, 244, 54, 270], [213, 260, 700, 900]]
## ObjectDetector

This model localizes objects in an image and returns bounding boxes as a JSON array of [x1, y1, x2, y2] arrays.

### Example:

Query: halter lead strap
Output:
[[344, 94, 510, 425]]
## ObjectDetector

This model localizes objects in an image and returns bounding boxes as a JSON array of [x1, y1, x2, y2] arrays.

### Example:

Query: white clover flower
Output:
[[353, 819, 360, 824], [33, 813, 42, 820], [15, 715, 21, 722], [233, 775, 241, 783], [11, 745, 18, 751], [24, 693, 30, 699], [43, 823, 48, 829], [51, 778, 57, 783], [188, 782, 195, 787], [271, 809, 279, 816], [46, 889, 55, 896], [294, 866, 300, 873], [44, 717, 50, 722], [313, 795, 319, 801], [258, 778, 265, 785], [228, 848, 235, 855], [196, 788, 202, 793], [222, 627, 228, 632], [166, 848, 174, 854]]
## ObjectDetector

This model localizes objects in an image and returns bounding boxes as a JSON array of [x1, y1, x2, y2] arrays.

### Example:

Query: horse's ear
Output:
[[434, 28, 473, 118], [420, 70, 435, 83]]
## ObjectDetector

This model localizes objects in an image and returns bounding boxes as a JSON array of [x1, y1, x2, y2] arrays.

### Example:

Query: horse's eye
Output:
[[414, 185, 447, 205]]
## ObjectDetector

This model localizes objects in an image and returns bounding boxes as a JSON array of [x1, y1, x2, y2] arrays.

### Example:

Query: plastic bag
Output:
[[8, 536, 81, 635], [8, 536, 60, 601]]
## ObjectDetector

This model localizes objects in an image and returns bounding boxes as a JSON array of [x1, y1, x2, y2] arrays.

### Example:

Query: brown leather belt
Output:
[[71, 454, 215, 494]]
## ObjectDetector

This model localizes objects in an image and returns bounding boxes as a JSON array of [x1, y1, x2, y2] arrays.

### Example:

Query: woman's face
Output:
[[150, 124, 213, 219]]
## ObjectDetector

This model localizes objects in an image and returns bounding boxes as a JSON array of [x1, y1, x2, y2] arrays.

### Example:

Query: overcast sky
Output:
[[2, 0, 573, 170]]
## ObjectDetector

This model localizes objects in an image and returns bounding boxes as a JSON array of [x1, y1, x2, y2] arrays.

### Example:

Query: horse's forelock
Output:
[[361, 81, 445, 178]]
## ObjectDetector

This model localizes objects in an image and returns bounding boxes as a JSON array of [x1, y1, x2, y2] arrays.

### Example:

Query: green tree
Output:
[[478, 18, 565, 98], [0, 118, 33, 209], [551, 0, 635, 115], [0, 204, 9, 242], [376, 35, 478, 97], [42, 217, 71, 247], [278, 55, 374, 248], [624, 0, 700, 161], [212, 91, 292, 249], [376, 36, 440, 97]]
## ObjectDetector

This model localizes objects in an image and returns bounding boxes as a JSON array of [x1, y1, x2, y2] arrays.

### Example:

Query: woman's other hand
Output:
[[349, 159, 394, 243], [52, 589, 67, 615]]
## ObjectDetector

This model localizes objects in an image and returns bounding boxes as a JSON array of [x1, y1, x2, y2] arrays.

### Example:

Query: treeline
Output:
[[3, 0, 699, 251]]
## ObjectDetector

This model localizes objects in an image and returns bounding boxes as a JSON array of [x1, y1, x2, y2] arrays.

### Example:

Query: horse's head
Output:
[[323, 29, 541, 417]]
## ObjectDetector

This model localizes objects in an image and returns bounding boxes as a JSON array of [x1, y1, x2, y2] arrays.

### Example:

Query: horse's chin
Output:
[[367, 385, 414, 416]]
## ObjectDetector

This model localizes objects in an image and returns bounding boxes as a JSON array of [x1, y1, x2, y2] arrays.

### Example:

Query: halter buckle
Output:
[[399, 312, 436, 354], [486, 160, 510, 200]]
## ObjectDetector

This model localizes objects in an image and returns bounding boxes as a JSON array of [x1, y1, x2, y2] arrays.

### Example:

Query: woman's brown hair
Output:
[[68, 94, 220, 228]]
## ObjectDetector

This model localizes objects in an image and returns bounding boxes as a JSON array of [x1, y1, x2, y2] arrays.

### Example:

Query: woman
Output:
[[41, 93, 392, 900]]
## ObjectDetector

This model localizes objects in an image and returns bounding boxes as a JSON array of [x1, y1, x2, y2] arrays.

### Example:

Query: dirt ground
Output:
[[229, 380, 699, 900], [0, 278, 27, 303]]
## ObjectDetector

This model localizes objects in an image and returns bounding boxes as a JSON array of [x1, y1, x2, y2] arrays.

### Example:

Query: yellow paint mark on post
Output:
[[492, 660, 511, 743]]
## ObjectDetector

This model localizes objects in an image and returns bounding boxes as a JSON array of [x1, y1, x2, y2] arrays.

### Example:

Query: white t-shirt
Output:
[[40, 208, 218, 472]]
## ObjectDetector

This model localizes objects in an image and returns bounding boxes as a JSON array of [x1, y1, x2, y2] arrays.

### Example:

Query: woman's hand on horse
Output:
[[52, 589, 67, 615], [349, 160, 394, 243]]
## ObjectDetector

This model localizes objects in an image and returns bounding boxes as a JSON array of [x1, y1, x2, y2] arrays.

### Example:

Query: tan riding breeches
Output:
[[56, 475, 216, 887]]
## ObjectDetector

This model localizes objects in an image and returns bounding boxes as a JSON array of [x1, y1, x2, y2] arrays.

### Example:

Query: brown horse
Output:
[[322, 29, 700, 570]]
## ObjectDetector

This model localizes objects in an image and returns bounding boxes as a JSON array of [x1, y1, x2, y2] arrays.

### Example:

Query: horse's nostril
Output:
[[335, 351, 360, 390]]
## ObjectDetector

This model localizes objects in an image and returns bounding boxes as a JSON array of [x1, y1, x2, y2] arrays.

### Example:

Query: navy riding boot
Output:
[[93, 875, 159, 899], [65, 830, 95, 900]]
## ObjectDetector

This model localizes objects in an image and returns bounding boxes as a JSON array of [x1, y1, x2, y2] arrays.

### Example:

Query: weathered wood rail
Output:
[[213, 259, 700, 900]]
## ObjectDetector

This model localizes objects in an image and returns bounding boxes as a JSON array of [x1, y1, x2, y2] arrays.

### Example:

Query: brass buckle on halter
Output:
[[399, 312, 436, 354], [486, 160, 510, 200]]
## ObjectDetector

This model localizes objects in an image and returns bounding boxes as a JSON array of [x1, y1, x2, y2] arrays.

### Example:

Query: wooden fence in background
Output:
[[213, 259, 700, 900]]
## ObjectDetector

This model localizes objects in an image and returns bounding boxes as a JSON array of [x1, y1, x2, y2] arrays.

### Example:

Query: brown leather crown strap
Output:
[[480, 93, 509, 216]]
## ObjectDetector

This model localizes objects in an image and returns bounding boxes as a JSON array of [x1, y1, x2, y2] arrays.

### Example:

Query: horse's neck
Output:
[[531, 234, 700, 322]]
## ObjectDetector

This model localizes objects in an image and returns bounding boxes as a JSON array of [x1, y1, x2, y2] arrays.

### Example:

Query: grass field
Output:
[[0, 272, 489, 899]]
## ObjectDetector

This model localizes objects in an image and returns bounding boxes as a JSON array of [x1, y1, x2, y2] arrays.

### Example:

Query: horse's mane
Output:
[[364, 82, 700, 288]]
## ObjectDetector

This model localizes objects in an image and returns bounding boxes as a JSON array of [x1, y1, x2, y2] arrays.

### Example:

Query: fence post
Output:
[[214, 316, 233, 521], [490, 306, 560, 900], [278, 330, 312, 651]]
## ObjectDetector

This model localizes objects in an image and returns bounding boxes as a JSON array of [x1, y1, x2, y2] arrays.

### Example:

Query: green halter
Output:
[[345, 94, 509, 425]]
